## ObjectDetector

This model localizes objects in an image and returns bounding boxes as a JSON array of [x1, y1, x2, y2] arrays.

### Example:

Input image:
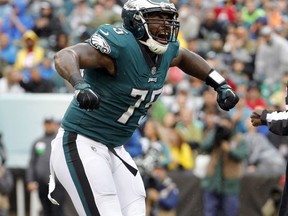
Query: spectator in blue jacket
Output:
[[146, 163, 179, 216], [1, 1, 34, 42], [124, 128, 143, 158], [0, 32, 18, 65]]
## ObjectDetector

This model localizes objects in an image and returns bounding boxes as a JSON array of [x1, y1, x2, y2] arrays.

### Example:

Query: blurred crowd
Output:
[[1, 0, 288, 215]]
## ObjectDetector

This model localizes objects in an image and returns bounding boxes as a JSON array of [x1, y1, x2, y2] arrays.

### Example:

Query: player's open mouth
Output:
[[156, 32, 170, 44]]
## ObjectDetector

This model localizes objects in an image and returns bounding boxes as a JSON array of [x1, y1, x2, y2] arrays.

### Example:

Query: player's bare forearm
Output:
[[171, 48, 212, 81]]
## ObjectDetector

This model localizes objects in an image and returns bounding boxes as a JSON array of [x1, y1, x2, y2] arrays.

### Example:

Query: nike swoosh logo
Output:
[[99, 29, 109, 36]]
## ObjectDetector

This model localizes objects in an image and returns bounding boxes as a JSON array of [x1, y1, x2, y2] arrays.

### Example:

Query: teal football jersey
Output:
[[62, 24, 180, 147]]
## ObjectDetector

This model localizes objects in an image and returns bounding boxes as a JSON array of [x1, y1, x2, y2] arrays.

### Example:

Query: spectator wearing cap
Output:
[[1, 1, 34, 42], [26, 118, 67, 216], [250, 16, 268, 40], [32, 1, 64, 48], [14, 30, 45, 72], [254, 25, 288, 91]]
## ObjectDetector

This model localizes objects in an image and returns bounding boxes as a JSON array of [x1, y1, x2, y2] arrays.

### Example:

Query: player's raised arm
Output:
[[171, 47, 239, 111]]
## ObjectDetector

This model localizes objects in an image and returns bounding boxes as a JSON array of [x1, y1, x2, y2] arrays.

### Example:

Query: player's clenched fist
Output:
[[215, 84, 239, 111], [74, 83, 100, 110]]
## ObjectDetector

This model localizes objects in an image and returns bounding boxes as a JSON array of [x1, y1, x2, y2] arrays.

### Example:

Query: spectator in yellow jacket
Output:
[[14, 30, 45, 74], [168, 129, 194, 171]]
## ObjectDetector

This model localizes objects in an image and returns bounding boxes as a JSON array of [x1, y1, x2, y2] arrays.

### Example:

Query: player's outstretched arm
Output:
[[171, 48, 239, 111]]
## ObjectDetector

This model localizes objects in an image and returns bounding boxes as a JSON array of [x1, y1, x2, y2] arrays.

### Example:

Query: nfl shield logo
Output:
[[151, 67, 157, 75]]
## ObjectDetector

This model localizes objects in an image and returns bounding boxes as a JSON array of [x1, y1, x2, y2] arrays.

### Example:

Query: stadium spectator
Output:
[[0, 134, 14, 216], [20, 66, 54, 93], [85, 2, 122, 34], [14, 30, 45, 73], [67, 0, 94, 43], [268, 71, 288, 110], [26, 118, 67, 216], [245, 81, 266, 110], [0, 0, 12, 24], [244, 118, 286, 177], [198, 8, 227, 41], [198, 88, 221, 123], [229, 57, 251, 85], [178, 3, 200, 41], [0, 32, 18, 66], [37, 56, 56, 80], [254, 25, 288, 91], [214, 0, 237, 26], [1, 1, 34, 42], [98, 0, 122, 16], [124, 128, 143, 158], [265, 1, 283, 29], [157, 112, 179, 148], [241, 0, 266, 29], [134, 119, 170, 175], [32, 1, 64, 48], [200, 114, 248, 216], [228, 91, 252, 134], [146, 163, 180, 216], [49, 31, 70, 55], [0, 65, 24, 94], [167, 129, 194, 171], [175, 107, 204, 150]]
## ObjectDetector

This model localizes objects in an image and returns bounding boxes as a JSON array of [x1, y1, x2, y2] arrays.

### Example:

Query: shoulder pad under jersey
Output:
[[88, 24, 132, 59]]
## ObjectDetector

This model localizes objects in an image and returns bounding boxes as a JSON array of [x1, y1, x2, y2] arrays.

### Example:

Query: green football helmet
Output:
[[122, 0, 180, 54]]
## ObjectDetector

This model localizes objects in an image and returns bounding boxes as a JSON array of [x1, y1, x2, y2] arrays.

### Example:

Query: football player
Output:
[[48, 0, 239, 215]]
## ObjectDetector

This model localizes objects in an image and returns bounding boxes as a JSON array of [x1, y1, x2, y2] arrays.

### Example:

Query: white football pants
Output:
[[48, 128, 146, 216]]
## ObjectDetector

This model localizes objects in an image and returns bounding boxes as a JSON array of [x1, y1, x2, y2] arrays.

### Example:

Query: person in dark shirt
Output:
[[20, 66, 54, 93], [26, 118, 66, 216]]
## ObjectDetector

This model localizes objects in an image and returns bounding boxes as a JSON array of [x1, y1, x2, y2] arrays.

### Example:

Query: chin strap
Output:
[[139, 38, 168, 54]]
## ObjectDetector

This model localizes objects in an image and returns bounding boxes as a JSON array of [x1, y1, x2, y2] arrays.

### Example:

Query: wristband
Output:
[[260, 110, 269, 125], [205, 70, 226, 90], [69, 72, 84, 87]]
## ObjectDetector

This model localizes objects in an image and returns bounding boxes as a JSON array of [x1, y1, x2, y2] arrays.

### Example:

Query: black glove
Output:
[[215, 84, 239, 111], [74, 83, 100, 110]]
